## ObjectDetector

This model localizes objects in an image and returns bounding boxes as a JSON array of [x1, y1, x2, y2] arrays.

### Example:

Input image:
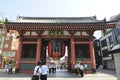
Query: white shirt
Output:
[[41, 65, 48, 75], [80, 65, 84, 70], [52, 64, 56, 68], [84, 64, 87, 69], [33, 66, 41, 75], [76, 63, 80, 68], [49, 64, 52, 68]]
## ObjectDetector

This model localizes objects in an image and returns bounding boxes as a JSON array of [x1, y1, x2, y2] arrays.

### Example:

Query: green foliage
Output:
[[0, 36, 3, 49], [0, 20, 4, 23], [0, 20, 5, 50], [0, 20, 6, 30]]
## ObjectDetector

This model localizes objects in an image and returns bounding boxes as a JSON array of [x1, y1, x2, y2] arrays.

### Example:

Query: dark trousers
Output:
[[49, 68, 51, 73], [80, 70, 84, 77], [52, 68, 56, 73], [84, 69, 87, 74], [75, 68, 80, 75], [41, 75, 47, 80], [54, 68, 56, 73], [52, 68, 54, 73]]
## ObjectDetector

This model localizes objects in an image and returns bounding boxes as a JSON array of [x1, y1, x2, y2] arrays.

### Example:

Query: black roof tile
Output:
[[6, 16, 106, 24]]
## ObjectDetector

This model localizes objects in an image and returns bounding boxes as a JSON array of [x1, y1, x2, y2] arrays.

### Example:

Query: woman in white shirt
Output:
[[33, 61, 41, 80]]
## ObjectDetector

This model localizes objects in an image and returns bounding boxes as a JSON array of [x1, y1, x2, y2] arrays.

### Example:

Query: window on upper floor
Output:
[[108, 36, 113, 44], [101, 39, 107, 47], [97, 41, 99, 46], [12, 45, 15, 49], [13, 38, 16, 42], [5, 36, 10, 40], [10, 32, 16, 37], [98, 51, 101, 56], [113, 27, 120, 44], [0, 30, 5, 34], [102, 49, 108, 57], [4, 44, 8, 48]]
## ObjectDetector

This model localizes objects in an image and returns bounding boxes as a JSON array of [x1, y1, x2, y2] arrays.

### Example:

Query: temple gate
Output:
[[5, 16, 115, 73]]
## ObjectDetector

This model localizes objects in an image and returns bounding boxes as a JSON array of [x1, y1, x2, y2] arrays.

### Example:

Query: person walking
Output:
[[41, 61, 48, 80], [84, 63, 87, 74], [74, 62, 77, 75], [74, 62, 80, 76], [33, 61, 41, 80], [48, 63, 52, 74], [4, 60, 9, 73], [79, 63, 84, 77], [52, 63, 56, 73]]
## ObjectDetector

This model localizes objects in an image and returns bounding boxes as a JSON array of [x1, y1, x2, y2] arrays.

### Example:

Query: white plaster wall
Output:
[[63, 31, 70, 35], [82, 31, 88, 36], [114, 53, 120, 80], [42, 30, 48, 35]]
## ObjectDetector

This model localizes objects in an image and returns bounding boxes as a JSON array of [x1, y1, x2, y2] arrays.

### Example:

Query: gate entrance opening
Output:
[[41, 39, 70, 70]]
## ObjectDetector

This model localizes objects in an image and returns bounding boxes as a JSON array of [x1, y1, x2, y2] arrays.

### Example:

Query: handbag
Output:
[[31, 75, 39, 80], [31, 67, 39, 80]]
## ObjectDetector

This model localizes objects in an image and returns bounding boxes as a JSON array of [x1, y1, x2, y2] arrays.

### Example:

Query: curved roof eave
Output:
[[5, 16, 108, 24]]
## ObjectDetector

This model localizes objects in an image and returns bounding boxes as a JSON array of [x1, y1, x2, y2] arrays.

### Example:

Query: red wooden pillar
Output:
[[16, 38, 22, 70], [89, 37, 96, 70], [36, 37, 41, 63], [62, 43, 65, 57], [70, 37, 76, 69]]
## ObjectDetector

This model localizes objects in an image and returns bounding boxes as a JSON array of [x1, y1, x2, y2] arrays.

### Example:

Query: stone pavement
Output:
[[0, 69, 117, 80]]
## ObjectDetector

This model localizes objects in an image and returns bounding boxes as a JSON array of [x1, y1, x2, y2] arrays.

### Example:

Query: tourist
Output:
[[41, 61, 48, 80], [4, 60, 9, 73], [79, 63, 84, 77], [74, 62, 80, 76], [84, 63, 87, 74], [33, 61, 41, 80], [48, 63, 52, 74], [52, 63, 56, 73]]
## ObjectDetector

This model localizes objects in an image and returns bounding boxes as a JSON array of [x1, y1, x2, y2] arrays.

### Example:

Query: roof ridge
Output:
[[17, 15, 97, 20], [5, 15, 110, 24]]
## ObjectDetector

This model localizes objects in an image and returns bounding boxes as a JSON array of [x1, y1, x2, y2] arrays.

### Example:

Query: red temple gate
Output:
[[4, 16, 115, 73]]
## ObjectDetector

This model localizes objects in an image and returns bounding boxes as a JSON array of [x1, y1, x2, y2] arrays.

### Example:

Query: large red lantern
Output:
[[53, 52, 60, 60]]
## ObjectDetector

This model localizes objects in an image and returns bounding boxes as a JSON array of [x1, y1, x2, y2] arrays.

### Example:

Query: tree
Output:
[[0, 13, 6, 54]]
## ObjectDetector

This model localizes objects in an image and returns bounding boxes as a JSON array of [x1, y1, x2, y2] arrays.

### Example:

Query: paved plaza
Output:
[[0, 69, 117, 80]]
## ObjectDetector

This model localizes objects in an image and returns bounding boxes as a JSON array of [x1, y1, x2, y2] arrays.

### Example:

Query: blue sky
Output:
[[0, 0, 120, 20], [0, 0, 120, 39]]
